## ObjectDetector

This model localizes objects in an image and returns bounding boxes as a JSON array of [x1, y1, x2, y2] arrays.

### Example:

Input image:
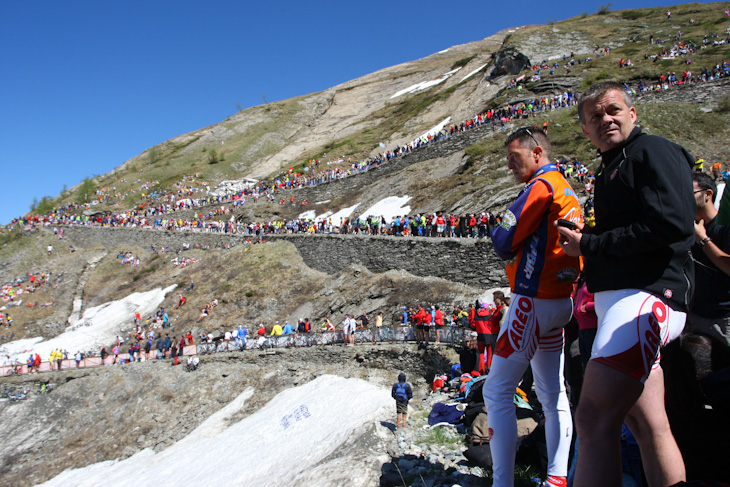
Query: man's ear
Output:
[[533, 145, 543, 160]]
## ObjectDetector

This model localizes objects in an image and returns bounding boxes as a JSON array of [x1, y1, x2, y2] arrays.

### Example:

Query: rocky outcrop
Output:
[[488, 47, 531, 79]]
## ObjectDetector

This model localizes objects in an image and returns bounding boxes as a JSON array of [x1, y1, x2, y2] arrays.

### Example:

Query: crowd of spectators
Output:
[[2, 270, 59, 311], [1, 298, 505, 375]]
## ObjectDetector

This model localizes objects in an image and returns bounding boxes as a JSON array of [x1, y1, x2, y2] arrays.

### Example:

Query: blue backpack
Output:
[[395, 382, 409, 402]]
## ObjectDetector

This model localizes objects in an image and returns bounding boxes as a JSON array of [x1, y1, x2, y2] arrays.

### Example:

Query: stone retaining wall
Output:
[[59, 226, 507, 288]]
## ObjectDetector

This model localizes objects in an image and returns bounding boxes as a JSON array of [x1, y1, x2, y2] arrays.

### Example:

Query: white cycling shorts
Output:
[[591, 289, 685, 383]]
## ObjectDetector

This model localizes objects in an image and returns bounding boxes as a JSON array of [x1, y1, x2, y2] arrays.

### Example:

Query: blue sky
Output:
[[0, 0, 714, 224]]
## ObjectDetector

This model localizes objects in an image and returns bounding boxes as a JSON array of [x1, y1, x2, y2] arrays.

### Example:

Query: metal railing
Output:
[[196, 325, 470, 353], [0, 326, 472, 375]]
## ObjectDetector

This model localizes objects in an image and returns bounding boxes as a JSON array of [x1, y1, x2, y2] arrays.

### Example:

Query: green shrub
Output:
[[76, 177, 97, 204], [208, 149, 219, 164], [31, 196, 55, 215], [596, 3, 613, 15], [148, 146, 160, 165]]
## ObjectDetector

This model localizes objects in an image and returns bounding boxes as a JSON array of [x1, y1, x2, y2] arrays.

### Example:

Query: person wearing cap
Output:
[[257, 324, 266, 337], [484, 126, 581, 487], [391, 372, 413, 429], [282, 321, 295, 335], [400, 307, 409, 325], [270, 321, 283, 336]]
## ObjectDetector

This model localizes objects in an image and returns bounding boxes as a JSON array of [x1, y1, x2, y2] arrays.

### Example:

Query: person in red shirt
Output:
[[257, 324, 266, 337], [481, 292, 506, 370], [185, 331, 194, 345], [468, 302, 477, 330], [472, 303, 493, 374], [413, 306, 428, 343], [423, 308, 433, 343], [433, 305, 444, 344], [436, 214, 446, 237]]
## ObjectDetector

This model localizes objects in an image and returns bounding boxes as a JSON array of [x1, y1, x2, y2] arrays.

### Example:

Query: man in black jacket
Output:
[[558, 81, 694, 487]]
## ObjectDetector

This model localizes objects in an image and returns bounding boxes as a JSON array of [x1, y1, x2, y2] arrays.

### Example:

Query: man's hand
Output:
[[694, 218, 708, 243], [556, 220, 584, 256]]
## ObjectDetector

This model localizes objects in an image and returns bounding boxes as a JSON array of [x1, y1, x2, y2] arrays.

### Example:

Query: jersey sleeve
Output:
[[492, 179, 553, 260]]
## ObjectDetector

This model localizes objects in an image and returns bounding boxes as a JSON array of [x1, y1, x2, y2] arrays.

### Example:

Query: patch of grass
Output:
[[717, 95, 730, 114], [0, 228, 26, 247], [451, 56, 475, 70], [514, 465, 542, 486], [463, 144, 489, 171], [423, 426, 463, 446], [619, 9, 644, 20]]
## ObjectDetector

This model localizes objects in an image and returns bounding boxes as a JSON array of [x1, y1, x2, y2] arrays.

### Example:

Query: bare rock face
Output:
[[488, 47, 531, 79]]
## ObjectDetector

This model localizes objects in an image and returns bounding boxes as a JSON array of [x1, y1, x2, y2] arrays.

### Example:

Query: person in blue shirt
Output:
[[282, 321, 295, 335]]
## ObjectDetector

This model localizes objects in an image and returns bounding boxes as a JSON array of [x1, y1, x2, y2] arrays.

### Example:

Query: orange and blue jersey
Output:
[[491, 164, 582, 299]]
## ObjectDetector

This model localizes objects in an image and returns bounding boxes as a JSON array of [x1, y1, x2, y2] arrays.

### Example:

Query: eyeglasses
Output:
[[518, 127, 541, 148]]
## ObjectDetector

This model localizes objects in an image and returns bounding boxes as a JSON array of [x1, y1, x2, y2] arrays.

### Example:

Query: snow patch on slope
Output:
[[38, 375, 393, 487]]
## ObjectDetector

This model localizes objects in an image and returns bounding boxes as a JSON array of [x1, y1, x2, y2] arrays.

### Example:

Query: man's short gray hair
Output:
[[504, 126, 552, 159], [577, 81, 634, 123]]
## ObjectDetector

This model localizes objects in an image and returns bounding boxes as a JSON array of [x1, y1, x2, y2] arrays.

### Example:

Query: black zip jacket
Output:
[[580, 127, 695, 310]]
